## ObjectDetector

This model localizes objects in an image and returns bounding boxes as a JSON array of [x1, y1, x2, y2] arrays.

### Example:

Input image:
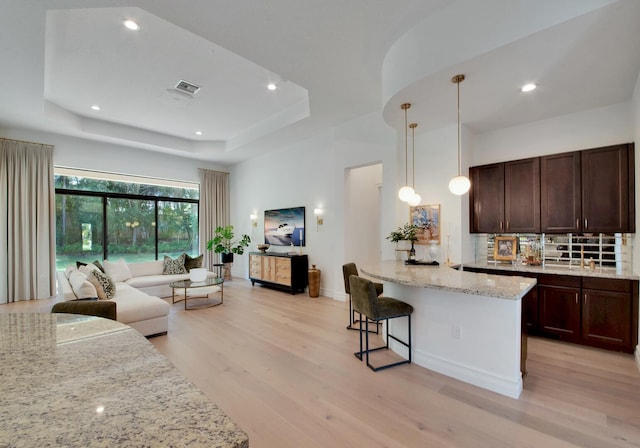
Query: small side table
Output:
[[211, 263, 224, 278], [170, 277, 224, 310]]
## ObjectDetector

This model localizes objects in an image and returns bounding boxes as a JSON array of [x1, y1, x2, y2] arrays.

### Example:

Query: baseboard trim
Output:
[[412, 347, 523, 399]]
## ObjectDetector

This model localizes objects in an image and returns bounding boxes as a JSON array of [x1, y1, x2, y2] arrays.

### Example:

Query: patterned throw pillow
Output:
[[87, 270, 116, 300], [184, 253, 203, 272], [163, 254, 187, 275]]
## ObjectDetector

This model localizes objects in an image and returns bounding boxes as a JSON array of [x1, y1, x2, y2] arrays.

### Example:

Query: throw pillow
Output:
[[184, 253, 203, 272], [76, 260, 106, 273], [103, 258, 133, 282], [87, 270, 116, 300], [163, 254, 186, 274], [68, 270, 98, 298]]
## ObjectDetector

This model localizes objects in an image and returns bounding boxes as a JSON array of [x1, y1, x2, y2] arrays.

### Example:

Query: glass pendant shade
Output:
[[448, 175, 471, 195], [398, 185, 415, 202], [407, 192, 421, 206]]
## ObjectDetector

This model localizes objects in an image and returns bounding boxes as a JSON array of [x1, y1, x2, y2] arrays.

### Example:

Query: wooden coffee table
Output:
[[170, 277, 224, 310]]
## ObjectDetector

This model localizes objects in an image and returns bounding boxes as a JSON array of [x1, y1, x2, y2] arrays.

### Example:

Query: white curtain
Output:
[[0, 138, 56, 303], [198, 169, 229, 269]]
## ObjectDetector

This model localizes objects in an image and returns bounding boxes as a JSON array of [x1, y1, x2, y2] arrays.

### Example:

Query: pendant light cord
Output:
[[457, 78, 461, 177], [404, 105, 409, 185]]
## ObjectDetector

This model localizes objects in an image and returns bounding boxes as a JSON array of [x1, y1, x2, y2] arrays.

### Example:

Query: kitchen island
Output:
[[361, 261, 536, 399], [0, 313, 249, 447]]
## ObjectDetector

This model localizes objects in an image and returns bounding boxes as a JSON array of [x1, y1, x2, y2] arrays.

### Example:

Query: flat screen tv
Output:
[[264, 206, 305, 246]]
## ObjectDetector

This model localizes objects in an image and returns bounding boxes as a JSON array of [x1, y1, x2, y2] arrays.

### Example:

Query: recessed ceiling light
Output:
[[521, 83, 537, 93], [124, 20, 140, 31], [90, 105, 100, 111], [195, 131, 203, 136], [267, 83, 277, 91]]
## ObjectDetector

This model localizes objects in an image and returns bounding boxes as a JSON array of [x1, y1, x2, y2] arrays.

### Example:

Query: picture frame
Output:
[[409, 204, 440, 245], [494, 236, 518, 261], [264, 207, 305, 246]]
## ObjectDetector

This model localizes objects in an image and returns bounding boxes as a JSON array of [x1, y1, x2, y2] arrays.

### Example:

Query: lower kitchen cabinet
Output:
[[538, 278, 581, 343], [462, 266, 638, 353]]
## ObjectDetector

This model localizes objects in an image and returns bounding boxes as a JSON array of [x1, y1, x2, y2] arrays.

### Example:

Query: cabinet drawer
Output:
[[538, 274, 581, 288], [276, 258, 290, 269], [582, 277, 631, 293]]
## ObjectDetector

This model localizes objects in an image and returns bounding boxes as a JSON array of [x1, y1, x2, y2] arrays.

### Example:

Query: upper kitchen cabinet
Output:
[[541, 144, 635, 234], [581, 144, 634, 234], [541, 151, 582, 233], [470, 158, 540, 233]]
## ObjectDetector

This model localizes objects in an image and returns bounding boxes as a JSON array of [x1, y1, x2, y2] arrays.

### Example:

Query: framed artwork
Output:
[[264, 207, 305, 246], [494, 236, 518, 261], [409, 204, 440, 245]]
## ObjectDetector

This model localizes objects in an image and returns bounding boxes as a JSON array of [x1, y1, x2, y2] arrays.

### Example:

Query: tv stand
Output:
[[249, 253, 308, 294]]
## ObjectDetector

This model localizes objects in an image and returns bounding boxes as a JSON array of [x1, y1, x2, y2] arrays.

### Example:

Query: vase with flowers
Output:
[[386, 223, 419, 260]]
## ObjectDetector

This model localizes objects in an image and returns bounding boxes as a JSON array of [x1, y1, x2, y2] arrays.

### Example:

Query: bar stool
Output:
[[349, 275, 413, 371], [342, 263, 383, 333]]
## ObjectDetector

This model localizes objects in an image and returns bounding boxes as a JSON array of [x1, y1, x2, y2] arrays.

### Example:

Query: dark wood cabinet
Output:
[[470, 158, 539, 233], [475, 143, 634, 234], [581, 277, 636, 351], [249, 253, 308, 294], [537, 275, 581, 342], [540, 151, 581, 233], [581, 144, 632, 233], [470, 163, 504, 233], [462, 266, 638, 353], [540, 144, 634, 233]]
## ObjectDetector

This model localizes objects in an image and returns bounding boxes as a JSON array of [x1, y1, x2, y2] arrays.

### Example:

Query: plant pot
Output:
[[221, 253, 234, 264]]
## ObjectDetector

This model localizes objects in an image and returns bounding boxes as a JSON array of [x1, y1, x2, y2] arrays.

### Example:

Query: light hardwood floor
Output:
[[3, 279, 640, 448]]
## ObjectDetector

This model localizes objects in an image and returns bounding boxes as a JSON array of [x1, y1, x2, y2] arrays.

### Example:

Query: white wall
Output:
[[230, 111, 397, 299]]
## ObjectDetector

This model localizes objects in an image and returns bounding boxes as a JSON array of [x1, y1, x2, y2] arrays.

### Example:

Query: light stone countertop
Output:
[[462, 261, 639, 281], [361, 261, 535, 300], [0, 313, 249, 448]]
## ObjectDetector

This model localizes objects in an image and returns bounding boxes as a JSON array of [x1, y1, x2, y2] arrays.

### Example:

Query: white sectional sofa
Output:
[[56, 259, 212, 337]]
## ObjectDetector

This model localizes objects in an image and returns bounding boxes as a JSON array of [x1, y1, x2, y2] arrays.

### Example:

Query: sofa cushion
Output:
[[184, 253, 204, 272], [125, 273, 190, 289], [68, 269, 98, 298], [127, 260, 164, 277], [163, 254, 186, 274], [87, 270, 116, 300], [112, 284, 170, 323], [103, 258, 133, 282]]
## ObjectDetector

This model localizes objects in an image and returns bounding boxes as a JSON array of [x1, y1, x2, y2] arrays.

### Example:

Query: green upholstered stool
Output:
[[51, 300, 117, 321], [342, 263, 383, 333], [349, 275, 413, 371]]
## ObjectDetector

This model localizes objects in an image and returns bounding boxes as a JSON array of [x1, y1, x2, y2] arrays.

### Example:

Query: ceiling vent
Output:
[[174, 80, 201, 96]]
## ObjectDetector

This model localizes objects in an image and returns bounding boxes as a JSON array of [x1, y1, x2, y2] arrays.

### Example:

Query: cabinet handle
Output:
[[583, 294, 587, 305], [584, 219, 588, 229], [576, 219, 579, 229], [506, 221, 510, 230], [500, 221, 503, 230], [575, 293, 578, 305]]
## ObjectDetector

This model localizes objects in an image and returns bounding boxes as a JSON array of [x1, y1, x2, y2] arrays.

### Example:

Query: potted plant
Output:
[[386, 223, 419, 260], [206, 225, 251, 263]]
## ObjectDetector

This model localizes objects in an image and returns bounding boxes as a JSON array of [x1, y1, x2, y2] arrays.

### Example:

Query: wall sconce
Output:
[[314, 208, 324, 227], [250, 213, 258, 228]]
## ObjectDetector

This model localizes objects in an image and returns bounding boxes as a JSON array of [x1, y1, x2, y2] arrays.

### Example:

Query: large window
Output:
[[55, 170, 199, 270]]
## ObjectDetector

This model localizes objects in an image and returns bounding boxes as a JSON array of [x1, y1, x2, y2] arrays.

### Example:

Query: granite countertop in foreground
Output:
[[361, 261, 535, 300], [0, 313, 249, 448], [462, 261, 639, 281]]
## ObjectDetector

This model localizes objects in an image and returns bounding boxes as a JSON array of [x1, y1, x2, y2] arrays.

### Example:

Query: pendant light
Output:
[[398, 103, 415, 202], [407, 122, 421, 206], [448, 74, 471, 195]]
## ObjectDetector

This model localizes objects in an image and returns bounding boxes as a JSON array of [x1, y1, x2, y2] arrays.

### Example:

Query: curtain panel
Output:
[[198, 169, 229, 269], [0, 138, 56, 303]]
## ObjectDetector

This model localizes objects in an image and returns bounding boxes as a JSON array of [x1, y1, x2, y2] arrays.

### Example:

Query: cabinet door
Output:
[[538, 285, 580, 342], [274, 257, 291, 286], [581, 145, 630, 233], [541, 151, 581, 233], [249, 255, 262, 279], [504, 158, 540, 233], [523, 285, 538, 332], [470, 163, 504, 233], [582, 289, 631, 350], [262, 256, 276, 282]]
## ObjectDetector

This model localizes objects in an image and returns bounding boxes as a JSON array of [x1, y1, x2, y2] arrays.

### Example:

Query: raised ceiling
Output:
[[1, 0, 639, 165]]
